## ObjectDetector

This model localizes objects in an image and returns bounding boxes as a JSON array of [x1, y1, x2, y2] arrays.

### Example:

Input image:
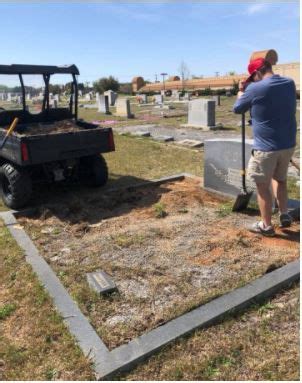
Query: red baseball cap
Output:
[[246, 57, 266, 82]]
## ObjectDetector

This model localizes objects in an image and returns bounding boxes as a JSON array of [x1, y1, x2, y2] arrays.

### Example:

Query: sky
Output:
[[0, 1, 300, 86]]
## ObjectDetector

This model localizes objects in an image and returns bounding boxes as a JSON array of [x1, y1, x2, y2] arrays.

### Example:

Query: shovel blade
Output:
[[232, 191, 253, 212]]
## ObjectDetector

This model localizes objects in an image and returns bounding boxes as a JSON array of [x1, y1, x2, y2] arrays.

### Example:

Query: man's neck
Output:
[[263, 71, 274, 79]]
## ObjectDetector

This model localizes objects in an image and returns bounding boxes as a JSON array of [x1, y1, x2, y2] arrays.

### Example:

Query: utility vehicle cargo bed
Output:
[[0, 120, 114, 166]]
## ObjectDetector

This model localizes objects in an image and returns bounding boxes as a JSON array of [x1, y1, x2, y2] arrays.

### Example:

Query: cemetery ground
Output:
[[0, 101, 300, 380]]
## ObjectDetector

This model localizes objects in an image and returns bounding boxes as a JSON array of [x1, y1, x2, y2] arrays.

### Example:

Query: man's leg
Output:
[[256, 182, 273, 227], [271, 179, 288, 214]]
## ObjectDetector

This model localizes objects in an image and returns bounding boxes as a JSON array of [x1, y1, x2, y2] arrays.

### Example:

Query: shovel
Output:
[[0, 117, 18, 150], [232, 113, 253, 211]]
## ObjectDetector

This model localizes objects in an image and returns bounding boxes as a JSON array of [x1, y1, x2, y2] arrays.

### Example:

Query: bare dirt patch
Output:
[[18, 178, 300, 349]]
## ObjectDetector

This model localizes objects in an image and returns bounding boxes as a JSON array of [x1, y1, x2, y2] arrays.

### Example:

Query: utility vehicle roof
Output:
[[0, 64, 80, 75]]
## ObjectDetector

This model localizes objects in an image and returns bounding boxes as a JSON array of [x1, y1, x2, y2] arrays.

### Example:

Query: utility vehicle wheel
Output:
[[0, 163, 32, 209], [79, 155, 108, 187]]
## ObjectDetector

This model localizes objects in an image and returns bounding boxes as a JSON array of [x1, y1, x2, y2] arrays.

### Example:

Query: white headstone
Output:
[[98, 95, 110, 114], [115, 98, 133, 118]]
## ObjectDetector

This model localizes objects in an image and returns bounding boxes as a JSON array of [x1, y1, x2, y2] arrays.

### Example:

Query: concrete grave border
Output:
[[0, 173, 299, 379]]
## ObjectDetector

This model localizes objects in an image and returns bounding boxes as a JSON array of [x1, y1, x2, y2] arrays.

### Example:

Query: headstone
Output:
[[78, 90, 83, 97], [154, 94, 163, 104], [160, 90, 165, 96], [86, 271, 117, 295], [172, 90, 181, 101], [115, 98, 133, 118], [104, 90, 117, 106], [185, 99, 216, 130], [85, 93, 92, 101], [184, 92, 191, 101], [204, 138, 256, 197], [51, 99, 58, 108], [98, 95, 110, 114], [212, 95, 221, 106], [7, 93, 11, 102], [16, 96, 22, 105], [26, 93, 31, 101]]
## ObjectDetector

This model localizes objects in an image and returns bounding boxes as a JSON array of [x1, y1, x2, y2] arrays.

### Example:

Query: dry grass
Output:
[[0, 220, 94, 380], [18, 178, 300, 350], [122, 285, 299, 381]]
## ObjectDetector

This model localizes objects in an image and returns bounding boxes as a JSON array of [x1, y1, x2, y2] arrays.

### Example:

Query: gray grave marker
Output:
[[104, 90, 117, 106], [183, 99, 216, 130], [87, 271, 117, 295], [204, 138, 256, 197]]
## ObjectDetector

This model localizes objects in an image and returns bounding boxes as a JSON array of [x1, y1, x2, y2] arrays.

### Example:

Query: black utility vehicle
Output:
[[0, 64, 115, 209]]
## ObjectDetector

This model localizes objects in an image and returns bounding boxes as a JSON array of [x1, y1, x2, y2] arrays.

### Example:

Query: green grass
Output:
[[102, 133, 203, 188], [0, 303, 16, 320]]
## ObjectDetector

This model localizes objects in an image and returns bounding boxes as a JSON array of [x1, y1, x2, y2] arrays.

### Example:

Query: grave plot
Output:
[[18, 178, 299, 350]]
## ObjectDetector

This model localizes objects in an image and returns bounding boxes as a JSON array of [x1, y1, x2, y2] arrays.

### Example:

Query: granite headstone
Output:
[[185, 98, 216, 130], [204, 138, 256, 197]]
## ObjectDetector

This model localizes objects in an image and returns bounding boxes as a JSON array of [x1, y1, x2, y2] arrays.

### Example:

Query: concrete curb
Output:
[[0, 173, 300, 380]]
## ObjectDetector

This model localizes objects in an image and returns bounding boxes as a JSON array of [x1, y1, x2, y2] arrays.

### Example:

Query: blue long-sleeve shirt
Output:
[[233, 75, 296, 151]]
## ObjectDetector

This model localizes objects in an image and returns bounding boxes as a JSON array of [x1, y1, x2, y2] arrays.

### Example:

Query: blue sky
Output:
[[0, 2, 299, 85]]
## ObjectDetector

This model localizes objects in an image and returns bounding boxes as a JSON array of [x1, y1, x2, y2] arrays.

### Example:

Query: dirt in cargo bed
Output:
[[13, 120, 88, 136], [17, 178, 300, 349]]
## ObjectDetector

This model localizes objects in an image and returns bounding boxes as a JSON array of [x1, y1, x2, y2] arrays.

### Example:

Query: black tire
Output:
[[0, 163, 32, 209], [78, 155, 108, 187]]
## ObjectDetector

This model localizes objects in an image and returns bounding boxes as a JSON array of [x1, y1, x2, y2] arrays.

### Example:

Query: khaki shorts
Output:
[[247, 147, 295, 184]]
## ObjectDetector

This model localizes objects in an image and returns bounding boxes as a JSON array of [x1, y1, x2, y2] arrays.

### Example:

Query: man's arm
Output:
[[233, 85, 254, 114]]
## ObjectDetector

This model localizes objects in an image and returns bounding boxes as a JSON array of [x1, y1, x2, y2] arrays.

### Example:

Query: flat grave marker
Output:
[[87, 271, 117, 295]]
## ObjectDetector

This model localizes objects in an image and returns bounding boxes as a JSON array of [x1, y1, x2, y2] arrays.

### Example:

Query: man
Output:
[[233, 57, 297, 236]]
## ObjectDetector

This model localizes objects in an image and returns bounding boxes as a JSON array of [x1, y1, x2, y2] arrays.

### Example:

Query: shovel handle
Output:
[[241, 113, 247, 192], [6, 117, 19, 136], [0, 117, 19, 150]]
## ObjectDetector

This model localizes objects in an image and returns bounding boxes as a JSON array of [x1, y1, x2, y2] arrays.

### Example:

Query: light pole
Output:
[[160, 72, 168, 91]]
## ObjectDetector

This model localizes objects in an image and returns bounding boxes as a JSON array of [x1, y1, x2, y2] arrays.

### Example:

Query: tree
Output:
[[93, 76, 120, 93], [49, 84, 61, 94], [228, 71, 236, 76], [178, 60, 190, 91]]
